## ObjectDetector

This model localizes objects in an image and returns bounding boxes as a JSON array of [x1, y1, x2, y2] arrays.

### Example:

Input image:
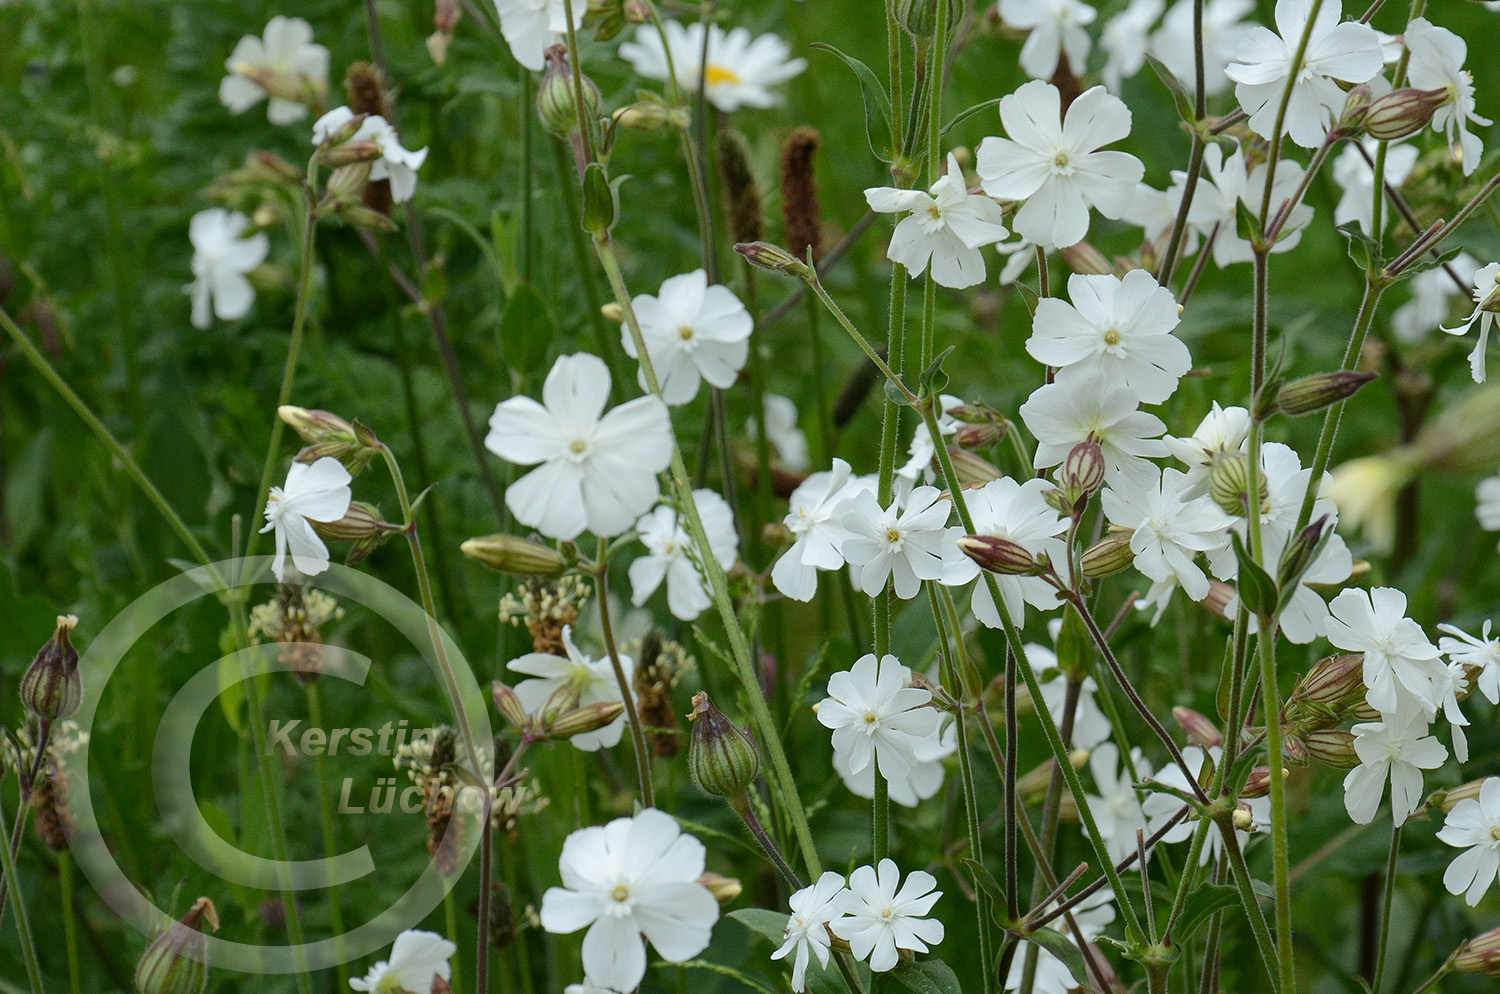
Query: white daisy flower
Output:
[[1084, 742, 1152, 865], [1102, 468, 1231, 602], [1163, 403, 1251, 498], [260, 457, 352, 582], [1439, 619, 1500, 704], [626, 270, 753, 406], [185, 208, 269, 330], [618, 21, 806, 113], [1186, 140, 1313, 266], [964, 476, 1069, 628]]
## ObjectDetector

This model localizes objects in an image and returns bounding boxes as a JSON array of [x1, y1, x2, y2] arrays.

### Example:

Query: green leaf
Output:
[[1335, 219, 1382, 273], [1014, 280, 1040, 317], [1392, 244, 1463, 282], [919, 345, 955, 399], [1230, 532, 1278, 621], [499, 282, 554, 375], [959, 857, 1009, 925], [1024, 927, 1089, 988], [893, 959, 963, 994], [1145, 53, 1196, 126], [885, 378, 915, 407], [1234, 198, 1264, 252], [1054, 603, 1091, 679], [582, 161, 615, 235], [942, 97, 1003, 138], [1170, 882, 1240, 943], [810, 43, 896, 163]]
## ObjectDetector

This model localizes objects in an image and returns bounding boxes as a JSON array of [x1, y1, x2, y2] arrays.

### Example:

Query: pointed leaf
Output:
[[810, 43, 896, 163]]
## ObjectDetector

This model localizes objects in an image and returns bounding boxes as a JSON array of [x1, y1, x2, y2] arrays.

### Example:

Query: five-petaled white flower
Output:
[[261, 456, 352, 583], [540, 808, 719, 993], [965, 476, 1069, 628], [1442, 262, 1500, 383], [348, 928, 456, 993], [1100, 0, 1164, 92], [1404, 17, 1490, 177], [772, 872, 856, 992], [1224, 0, 1384, 148], [772, 459, 871, 601], [998, 0, 1097, 80], [219, 16, 329, 125], [1344, 710, 1447, 825], [492, 0, 586, 71], [830, 860, 944, 973], [1019, 372, 1169, 489], [1148, 0, 1257, 99], [866, 153, 1009, 289], [626, 270, 753, 405], [1439, 619, 1500, 705], [628, 490, 739, 622], [1028, 269, 1191, 404], [976, 81, 1144, 249], [818, 653, 941, 781], [619, 21, 806, 113], [1186, 140, 1313, 266], [486, 353, 673, 541], [834, 720, 957, 807], [840, 485, 963, 599], [1085, 742, 1152, 864], [313, 106, 429, 204], [186, 208, 269, 330], [1436, 778, 1500, 906], [508, 625, 633, 751], [1103, 469, 1231, 601], [1324, 587, 1444, 716]]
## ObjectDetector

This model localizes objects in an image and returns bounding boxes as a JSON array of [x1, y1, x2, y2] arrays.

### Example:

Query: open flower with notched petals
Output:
[[1437, 778, 1500, 906], [772, 872, 856, 992], [865, 153, 1008, 289], [186, 208, 269, 330], [508, 625, 633, 751], [492, 0, 586, 71], [965, 476, 1068, 628], [626, 270, 753, 406], [219, 16, 329, 125], [830, 860, 944, 973], [486, 353, 673, 541], [839, 485, 966, 600], [818, 653, 941, 781], [1404, 17, 1490, 176], [1020, 373, 1169, 489], [348, 929, 455, 993], [834, 719, 957, 807], [1439, 620, 1500, 705], [1325, 587, 1444, 715], [772, 460, 873, 601], [1102, 468, 1231, 602], [619, 21, 805, 113], [628, 490, 738, 622], [1186, 141, 1312, 266], [998, 0, 1097, 81], [1344, 710, 1447, 825], [1442, 263, 1500, 383], [261, 457, 352, 582], [540, 809, 719, 993], [1164, 403, 1251, 498], [313, 106, 429, 204], [976, 81, 1144, 250]]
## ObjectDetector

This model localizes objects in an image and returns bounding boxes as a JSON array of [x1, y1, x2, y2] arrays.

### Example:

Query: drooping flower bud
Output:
[[549, 701, 627, 741], [1455, 924, 1500, 978], [134, 897, 219, 994], [612, 98, 689, 132], [1276, 371, 1378, 417], [461, 534, 567, 576], [492, 681, 531, 731], [957, 535, 1050, 575], [734, 241, 809, 277], [698, 872, 743, 904], [947, 446, 1004, 484], [1172, 706, 1222, 749], [1303, 729, 1359, 768], [279, 406, 382, 475], [1365, 87, 1451, 141], [954, 422, 1006, 449], [537, 45, 600, 138], [1282, 733, 1309, 767], [1276, 514, 1330, 593], [21, 616, 82, 722], [1058, 440, 1105, 510], [687, 691, 761, 802], [1081, 530, 1135, 577]]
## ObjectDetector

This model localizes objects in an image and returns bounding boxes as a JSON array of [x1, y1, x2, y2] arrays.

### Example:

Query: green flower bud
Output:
[[1303, 728, 1359, 768], [492, 681, 531, 731], [1291, 652, 1367, 714], [896, 0, 960, 36], [135, 897, 218, 994], [957, 534, 1049, 576], [1241, 766, 1276, 798], [312, 501, 398, 542], [1081, 530, 1135, 577], [1276, 370, 1377, 416], [1059, 439, 1106, 509], [537, 44, 600, 138], [1172, 706, 1222, 749], [280, 406, 382, 475], [1435, 777, 1488, 813], [1208, 450, 1266, 517], [687, 691, 761, 801], [954, 422, 1006, 449], [549, 701, 626, 741], [21, 616, 82, 722], [734, 241, 809, 277], [460, 534, 567, 576]]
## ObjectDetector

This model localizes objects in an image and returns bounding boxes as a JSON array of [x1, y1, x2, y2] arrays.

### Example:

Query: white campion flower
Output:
[[1003, 889, 1114, 994], [830, 860, 944, 973], [1084, 742, 1152, 865], [998, 0, 1097, 80], [1439, 620, 1500, 705], [839, 485, 964, 599], [1324, 587, 1444, 715], [1030, 642, 1113, 750], [1436, 778, 1500, 906], [540, 808, 719, 993], [1441, 262, 1500, 383], [1163, 403, 1251, 498], [1100, 0, 1164, 92], [628, 490, 738, 621], [1391, 252, 1480, 343], [1019, 373, 1169, 489], [898, 394, 963, 482], [261, 456, 352, 583], [772, 460, 871, 601], [1332, 139, 1418, 236], [965, 477, 1068, 628], [1148, 0, 1257, 99], [348, 928, 456, 993], [186, 208, 269, 330], [773, 872, 856, 992], [486, 353, 673, 541], [1404, 18, 1490, 177], [312, 107, 429, 204], [817, 653, 942, 781], [1102, 469, 1231, 601], [626, 270, 753, 405], [834, 720, 957, 807], [618, 21, 806, 113], [976, 81, 1144, 250], [1432, 660, 1473, 762], [1028, 269, 1191, 404], [1118, 181, 1194, 254], [1224, 0, 1384, 148], [1142, 746, 1270, 865], [1186, 141, 1312, 266], [507, 625, 633, 751], [749, 394, 810, 472], [1344, 710, 1447, 825], [492, 0, 586, 72], [865, 153, 1009, 289], [219, 16, 329, 125]]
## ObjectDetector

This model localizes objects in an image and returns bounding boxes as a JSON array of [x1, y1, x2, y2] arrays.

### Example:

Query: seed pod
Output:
[[461, 535, 567, 576], [537, 45, 600, 137], [21, 616, 82, 722], [1081, 531, 1134, 578], [687, 692, 761, 801], [134, 897, 219, 994], [1208, 450, 1265, 517]]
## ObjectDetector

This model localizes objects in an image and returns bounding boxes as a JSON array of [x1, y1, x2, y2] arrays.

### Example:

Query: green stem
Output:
[[873, 772, 890, 864], [62, 852, 83, 994], [1216, 814, 1283, 992], [306, 683, 351, 991], [1370, 823, 1403, 994], [0, 797, 43, 994], [594, 540, 655, 808]]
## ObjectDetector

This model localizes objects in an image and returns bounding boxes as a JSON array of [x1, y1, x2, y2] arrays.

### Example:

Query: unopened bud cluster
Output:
[[279, 406, 384, 475], [492, 680, 624, 744], [22, 616, 82, 722]]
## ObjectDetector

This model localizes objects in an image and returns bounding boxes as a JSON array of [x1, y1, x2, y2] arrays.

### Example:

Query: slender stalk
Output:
[[1158, 136, 1207, 286], [1257, 0, 1327, 229], [757, 212, 878, 330], [61, 852, 83, 994], [594, 542, 655, 807], [1370, 823, 1403, 994], [1389, 170, 1500, 276], [1216, 814, 1283, 992], [0, 797, 43, 994], [306, 683, 351, 991], [1163, 817, 1213, 941]]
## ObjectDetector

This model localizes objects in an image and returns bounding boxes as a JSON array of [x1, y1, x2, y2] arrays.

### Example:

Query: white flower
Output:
[[618, 21, 806, 113], [486, 353, 673, 541], [628, 490, 738, 621], [185, 208, 269, 330], [564, 981, 621, 994], [833, 720, 957, 807], [1441, 262, 1500, 383], [1164, 403, 1251, 497], [1004, 888, 1114, 994], [492, 0, 586, 71], [1085, 742, 1152, 864], [898, 394, 964, 482], [219, 16, 328, 125], [817, 653, 942, 781], [840, 485, 964, 599], [772, 460, 871, 601], [976, 81, 1144, 250], [1030, 642, 1113, 749], [1028, 269, 1191, 404], [312, 106, 429, 204], [626, 270, 753, 405], [260, 457, 352, 582], [866, 154, 1009, 289], [1343, 710, 1447, 825], [508, 625, 633, 751], [1392, 252, 1480, 343], [1432, 660, 1473, 762], [773, 872, 856, 992], [1103, 469, 1231, 601], [965, 477, 1068, 628], [1101, 0, 1164, 92], [1186, 141, 1312, 266], [540, 808, 719, 992], [1324, 587, 1444, 715], [1436, 778, 1500, 906], [1439, 620, 1500, 704], [830, 860, 944, 973], [998, 0, 1097, 80], [349, 929, 456, 993], [1119, 182, 1194, 253], [1019, 372, 1169, 489], [1332, 139, 1418, 235], [1148, 0, 1257, 99], [1404, 18, 1490, 177], [1225, 0, 1384, 148], [750, 394, 809, 472], [1142, 746, 1270, 865]]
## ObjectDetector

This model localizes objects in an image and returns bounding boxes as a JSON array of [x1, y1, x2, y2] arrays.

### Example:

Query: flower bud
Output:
[[734, 241, 810, 277], [1303, 728, 1359, 768], [538, 682, 582, 730], [957, 534, 1050, 576], [1455, 924, 1500, 978], [1172, 706, 1223, 749], [549, 701, 626, 740], [896, 0, 960, 36], [1292, 653, 1367, 714], [1282, 733, 1309, 767], [1435, 777, 1488, 813], [134, 897, 219, 994], [249, 151, 306, 186], [1199, 579, 1236, 620], [1208, 450, 1266, 517], [492, 682, 531, 730], [954, 422, 1006, 449], [698, 872, 743, 904], [312, 502, 396, 542], [612, 100, 689, 132], [21, 616, 82, 722], [947, 445, 1003, 484], [1365, 87, 1450, 141], [316, 110, 370, 150], [623, 0, 650, 21], [1335, 82, 1375, 137], [334, 205, 399, 233], [1060, 240, 1112, 276], [687, 691, 761, 801], [281, 406, 382, 474], [948, 403, 1001, 425], [599, 302, 624, 324], [1059, 440, 1106, 509], [537, 45, 600, 137], [1241, 766, 1278, 798], [318, 140, 384, 169], [1277, 371, 1378, 417], [461, 534, 567, 576], [1232, 804, 1257, 832], [1081, 530, 1134, 577]]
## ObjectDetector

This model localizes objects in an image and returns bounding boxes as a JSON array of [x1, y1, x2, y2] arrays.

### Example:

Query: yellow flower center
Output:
[[569, 439, 588, 454], [1103, 327, 1121, 346], [612, 884, 631, 902], [886, 527, 902, 543], [678, 324, 695, 340], [705, 64, 741, 88]]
